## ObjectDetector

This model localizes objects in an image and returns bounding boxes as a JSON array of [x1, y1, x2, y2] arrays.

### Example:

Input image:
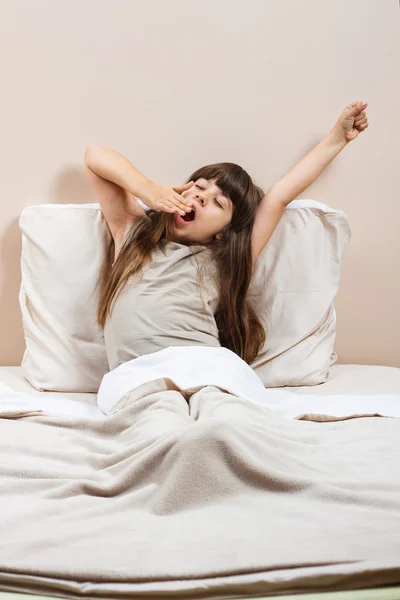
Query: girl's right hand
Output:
[[144, 181, 194, 215]]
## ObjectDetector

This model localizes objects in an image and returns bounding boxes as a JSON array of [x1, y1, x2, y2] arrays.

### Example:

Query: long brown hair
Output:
[[96, 162, 266, 364]]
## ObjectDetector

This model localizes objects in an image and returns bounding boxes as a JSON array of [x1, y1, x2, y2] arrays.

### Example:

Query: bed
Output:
[[1, 360, 399, 600], [2, 362, 400, 398]]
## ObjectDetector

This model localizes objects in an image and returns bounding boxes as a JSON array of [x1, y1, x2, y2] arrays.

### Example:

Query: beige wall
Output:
[[1, 0, 399, 367]]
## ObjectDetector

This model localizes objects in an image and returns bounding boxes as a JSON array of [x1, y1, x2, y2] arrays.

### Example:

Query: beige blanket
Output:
[[1, 380, 400, 598]]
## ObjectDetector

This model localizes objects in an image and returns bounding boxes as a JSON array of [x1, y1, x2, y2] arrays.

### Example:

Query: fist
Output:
[[331, 101, 369, 143]]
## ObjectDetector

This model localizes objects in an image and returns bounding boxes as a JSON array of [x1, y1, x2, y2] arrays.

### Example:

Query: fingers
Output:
[[346, 100, 368, 117], [170, 194, 189, 214], [161, 195, 190, 215], [164, 201, 175, 213], [355, 109, 368, 130], [167, 182, 193, 214], [172, 181, 194, 192], [344, 100, 369, 134], [354, 110, 367, 123], [155, 182, 194, 215], [354, 110, 367, 121]]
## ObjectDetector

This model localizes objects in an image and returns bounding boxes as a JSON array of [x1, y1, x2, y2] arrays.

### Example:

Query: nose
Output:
[[194, 193, 207, 207]]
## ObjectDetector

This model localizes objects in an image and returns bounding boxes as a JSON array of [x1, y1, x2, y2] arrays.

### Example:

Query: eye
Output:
[[196, 184, 223, 208]]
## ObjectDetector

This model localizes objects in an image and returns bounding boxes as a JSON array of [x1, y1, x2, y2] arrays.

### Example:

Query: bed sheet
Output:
[[276, 363, 400, 395], [0, 366, 97, 404], [1, 361, 400, 422], [1, 363, 400, 401]]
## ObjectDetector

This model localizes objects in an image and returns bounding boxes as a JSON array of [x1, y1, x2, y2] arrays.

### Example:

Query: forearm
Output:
[[84, 144, 155, 204], [267, 131, 348, 206]]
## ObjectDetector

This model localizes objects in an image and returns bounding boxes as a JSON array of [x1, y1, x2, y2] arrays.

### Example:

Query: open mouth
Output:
[[177, 209, 195, 225]]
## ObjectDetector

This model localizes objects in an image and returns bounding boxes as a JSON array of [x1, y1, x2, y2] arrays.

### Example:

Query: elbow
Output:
[[84, 144, 96, 167], [84, 143, 106, 168]]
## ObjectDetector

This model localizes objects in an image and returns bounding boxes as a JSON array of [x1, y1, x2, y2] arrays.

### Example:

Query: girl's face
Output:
[[172, 178, 233, 244]]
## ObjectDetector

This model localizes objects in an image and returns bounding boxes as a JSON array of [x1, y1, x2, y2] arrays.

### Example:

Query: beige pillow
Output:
[[250, 199, 350, 387], [19, 199, 349, 392], [19, 204, 110, 392]]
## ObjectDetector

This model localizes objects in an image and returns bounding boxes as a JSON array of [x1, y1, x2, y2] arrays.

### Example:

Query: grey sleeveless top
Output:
[[104, 241, 220, 370]]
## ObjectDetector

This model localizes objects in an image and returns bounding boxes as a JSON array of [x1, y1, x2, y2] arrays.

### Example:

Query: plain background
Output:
[[1, 0, 399, 367]]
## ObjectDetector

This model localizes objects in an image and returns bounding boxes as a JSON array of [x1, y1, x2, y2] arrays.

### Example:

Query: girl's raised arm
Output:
[[251, 101, 369, 262], [84, 144, 149, 247]]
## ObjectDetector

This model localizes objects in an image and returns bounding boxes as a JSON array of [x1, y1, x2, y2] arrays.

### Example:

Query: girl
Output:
[[84, 101, 368, 370]]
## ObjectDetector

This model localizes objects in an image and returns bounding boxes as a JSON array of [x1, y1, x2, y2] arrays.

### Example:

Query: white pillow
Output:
[[249, 200, 350, 387], [19, 204, 110, 392], [19, 200, 349, 392]]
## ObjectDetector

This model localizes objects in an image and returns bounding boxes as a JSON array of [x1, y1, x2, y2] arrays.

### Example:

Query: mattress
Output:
[[1, 362, 399, 401]]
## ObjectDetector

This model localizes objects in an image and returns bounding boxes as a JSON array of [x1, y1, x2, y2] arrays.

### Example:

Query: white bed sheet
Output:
[[278, 363, 400, 395], [1, 362, 399, 406], [0, 366, 97, 405]]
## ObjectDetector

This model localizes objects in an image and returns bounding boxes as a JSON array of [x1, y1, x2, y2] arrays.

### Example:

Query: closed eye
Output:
[[196, 184, 223, 209]]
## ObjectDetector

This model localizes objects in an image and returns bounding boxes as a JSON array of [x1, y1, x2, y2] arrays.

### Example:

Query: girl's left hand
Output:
[[330, 100, 369, 143]]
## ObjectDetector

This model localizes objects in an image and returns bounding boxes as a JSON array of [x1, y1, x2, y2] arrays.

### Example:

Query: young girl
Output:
[[84, 101, 368, 371]]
